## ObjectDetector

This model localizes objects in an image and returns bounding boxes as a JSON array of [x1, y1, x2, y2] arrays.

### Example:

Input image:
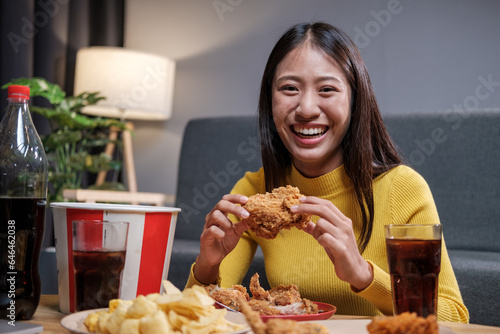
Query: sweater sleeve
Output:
[[355, 261, 393, 315], [357, 166, 469, 323]]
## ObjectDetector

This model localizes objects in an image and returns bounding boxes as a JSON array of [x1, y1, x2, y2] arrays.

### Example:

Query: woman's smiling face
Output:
[[271, 42, 352, 177]]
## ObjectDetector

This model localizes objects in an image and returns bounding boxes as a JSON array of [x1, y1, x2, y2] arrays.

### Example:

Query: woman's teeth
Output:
[[293, 126, 326, 137]]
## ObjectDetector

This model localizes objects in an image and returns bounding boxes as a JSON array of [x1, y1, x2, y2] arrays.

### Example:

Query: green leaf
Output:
[[77, 91, 106, 106], [2, 77, 65, 104], [66, 152, 121, 173], [43, 129, 83, 149], [85, 133, 113, 148], [66, 152, 89, 171], [49, 172, 76, 184]]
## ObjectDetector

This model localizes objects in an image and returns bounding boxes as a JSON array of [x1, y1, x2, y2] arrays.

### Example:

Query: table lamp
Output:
[[72, 46, 175, 201]]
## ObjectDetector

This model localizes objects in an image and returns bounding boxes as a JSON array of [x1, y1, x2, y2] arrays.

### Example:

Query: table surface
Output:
[[23, 295, 500, 334]]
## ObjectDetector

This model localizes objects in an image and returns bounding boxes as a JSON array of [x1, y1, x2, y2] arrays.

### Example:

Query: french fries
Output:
[[84, 281, 247, 334]]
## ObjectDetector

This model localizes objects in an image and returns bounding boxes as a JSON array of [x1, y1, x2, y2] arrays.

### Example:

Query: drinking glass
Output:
[[385, 224, 442, 317], [72, 220, 129, 311]]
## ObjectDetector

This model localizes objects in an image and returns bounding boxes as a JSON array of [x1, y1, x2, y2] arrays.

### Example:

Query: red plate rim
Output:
[[213, 301, 337, 322], [259, 301, 336, 322]]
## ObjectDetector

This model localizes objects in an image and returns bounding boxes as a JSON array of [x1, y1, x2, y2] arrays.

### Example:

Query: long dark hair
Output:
[[258, 22, 402, 253]]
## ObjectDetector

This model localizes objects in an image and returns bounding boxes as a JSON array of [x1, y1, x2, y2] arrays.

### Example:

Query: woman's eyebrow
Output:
[[275, 75, 343, 84], [315, 76, 343, 83], [275, 75, 301, 83]]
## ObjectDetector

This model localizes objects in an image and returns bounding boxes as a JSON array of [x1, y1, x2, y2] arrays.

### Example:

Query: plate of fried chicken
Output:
[[208, 273, 336, 323]]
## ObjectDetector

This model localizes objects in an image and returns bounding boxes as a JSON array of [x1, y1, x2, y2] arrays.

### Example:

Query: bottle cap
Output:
[[8, 85, 30, 100]]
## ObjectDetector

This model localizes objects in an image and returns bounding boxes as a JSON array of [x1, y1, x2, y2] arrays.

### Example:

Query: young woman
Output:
[[186, 22, 469, 323]]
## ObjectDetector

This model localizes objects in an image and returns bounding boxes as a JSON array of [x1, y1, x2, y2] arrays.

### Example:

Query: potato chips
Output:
[[84, 281, 247, 334]]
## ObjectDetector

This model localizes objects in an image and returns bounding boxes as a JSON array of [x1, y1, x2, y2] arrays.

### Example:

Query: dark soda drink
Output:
[[73, 250, 126, 311], [386, 238, 441, 317], [0, 197, 46, 320], [1, 85, 48, 321]]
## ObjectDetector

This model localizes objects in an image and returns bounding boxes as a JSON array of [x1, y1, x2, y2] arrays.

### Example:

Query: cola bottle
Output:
[[0, 85, 48, 320]]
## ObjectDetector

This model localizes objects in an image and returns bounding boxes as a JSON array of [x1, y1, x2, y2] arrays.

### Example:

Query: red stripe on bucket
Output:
[[65, 209, 104, 312], [136, 212, 172, 296]]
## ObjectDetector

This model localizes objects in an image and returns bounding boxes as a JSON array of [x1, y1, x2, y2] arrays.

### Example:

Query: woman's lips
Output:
[[291, 125, 328, 144]]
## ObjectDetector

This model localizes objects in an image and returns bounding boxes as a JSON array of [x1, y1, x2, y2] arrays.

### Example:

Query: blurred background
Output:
[[1, 0, 499, 201]]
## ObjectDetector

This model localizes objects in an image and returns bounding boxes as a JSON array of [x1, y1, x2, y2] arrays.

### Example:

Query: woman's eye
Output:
[[279, 85, 298, 92], [319, 86, 338, 93]]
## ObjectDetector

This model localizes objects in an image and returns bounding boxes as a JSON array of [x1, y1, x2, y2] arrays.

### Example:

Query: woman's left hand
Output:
[[291, 196, 373, 291]]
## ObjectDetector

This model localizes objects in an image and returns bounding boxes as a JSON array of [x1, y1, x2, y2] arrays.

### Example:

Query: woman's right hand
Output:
[[193, 194, 250, 285]]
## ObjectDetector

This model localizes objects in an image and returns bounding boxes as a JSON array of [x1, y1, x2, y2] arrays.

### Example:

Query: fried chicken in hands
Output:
[[243, 186, 311, 239]]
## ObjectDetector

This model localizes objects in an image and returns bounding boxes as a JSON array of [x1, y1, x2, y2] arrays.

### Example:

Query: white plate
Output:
[[60, 308, 250, 334], [60, 308, 107, 334]]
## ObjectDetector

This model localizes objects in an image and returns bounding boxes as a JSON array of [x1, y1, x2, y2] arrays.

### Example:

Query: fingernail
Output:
[[290, 205, 298, 212], [299, 197, 306, 202], [241, 210, 249, 218], [241, 195, 249, 202]]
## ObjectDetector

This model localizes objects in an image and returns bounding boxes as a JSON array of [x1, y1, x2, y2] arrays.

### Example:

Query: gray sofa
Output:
[[167, 112, 500, 326]]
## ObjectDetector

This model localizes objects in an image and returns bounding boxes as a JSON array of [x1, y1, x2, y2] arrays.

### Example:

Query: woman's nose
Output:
[[295, 91, 320, 119]]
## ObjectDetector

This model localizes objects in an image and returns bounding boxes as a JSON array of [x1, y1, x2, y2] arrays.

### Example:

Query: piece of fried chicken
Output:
[[269, 284, 302, 306], [250, 273, 274, 303], [209, 284, 249, 311], [238, 296, 329, 334], [249, 273, 319, 315], [243, 185, 312, 239], [248, 299, 282, 316], [367, 312, 439, 334]]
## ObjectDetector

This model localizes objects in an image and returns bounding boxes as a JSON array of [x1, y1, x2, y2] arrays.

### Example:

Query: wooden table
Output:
[[28, 295, 65, 333], [25, 295, 500, 334]]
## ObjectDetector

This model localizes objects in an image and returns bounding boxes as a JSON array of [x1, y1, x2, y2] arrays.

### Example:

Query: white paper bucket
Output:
[[51, 202, 180, 314]]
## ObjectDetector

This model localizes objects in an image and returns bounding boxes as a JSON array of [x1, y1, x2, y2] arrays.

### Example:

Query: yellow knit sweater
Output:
[[186, 164, 469, 323]]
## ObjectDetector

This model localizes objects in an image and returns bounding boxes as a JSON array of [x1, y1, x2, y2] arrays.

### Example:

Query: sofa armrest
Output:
[[448, 249, 500, 326]]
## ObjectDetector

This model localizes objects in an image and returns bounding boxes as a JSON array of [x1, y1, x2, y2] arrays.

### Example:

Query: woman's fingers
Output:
[[294, 196, 344, 222], [309, 219, 341, 247], [200, 193, 251, 262], [304, 221, 316, 235], [234, 219, 250, 236], [205, 195, 249, 230], [204, 224, 226, 240], [209, 195, 249, 219], [293, 197, 353, 235], [220, 193, 249, 207]]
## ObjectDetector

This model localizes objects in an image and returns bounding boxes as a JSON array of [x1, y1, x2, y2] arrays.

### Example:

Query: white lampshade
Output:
[[74, 46, 175, 120]]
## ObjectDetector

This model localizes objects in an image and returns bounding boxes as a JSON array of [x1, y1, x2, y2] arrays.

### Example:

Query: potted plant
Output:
[[1, 77, 128, 204]]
